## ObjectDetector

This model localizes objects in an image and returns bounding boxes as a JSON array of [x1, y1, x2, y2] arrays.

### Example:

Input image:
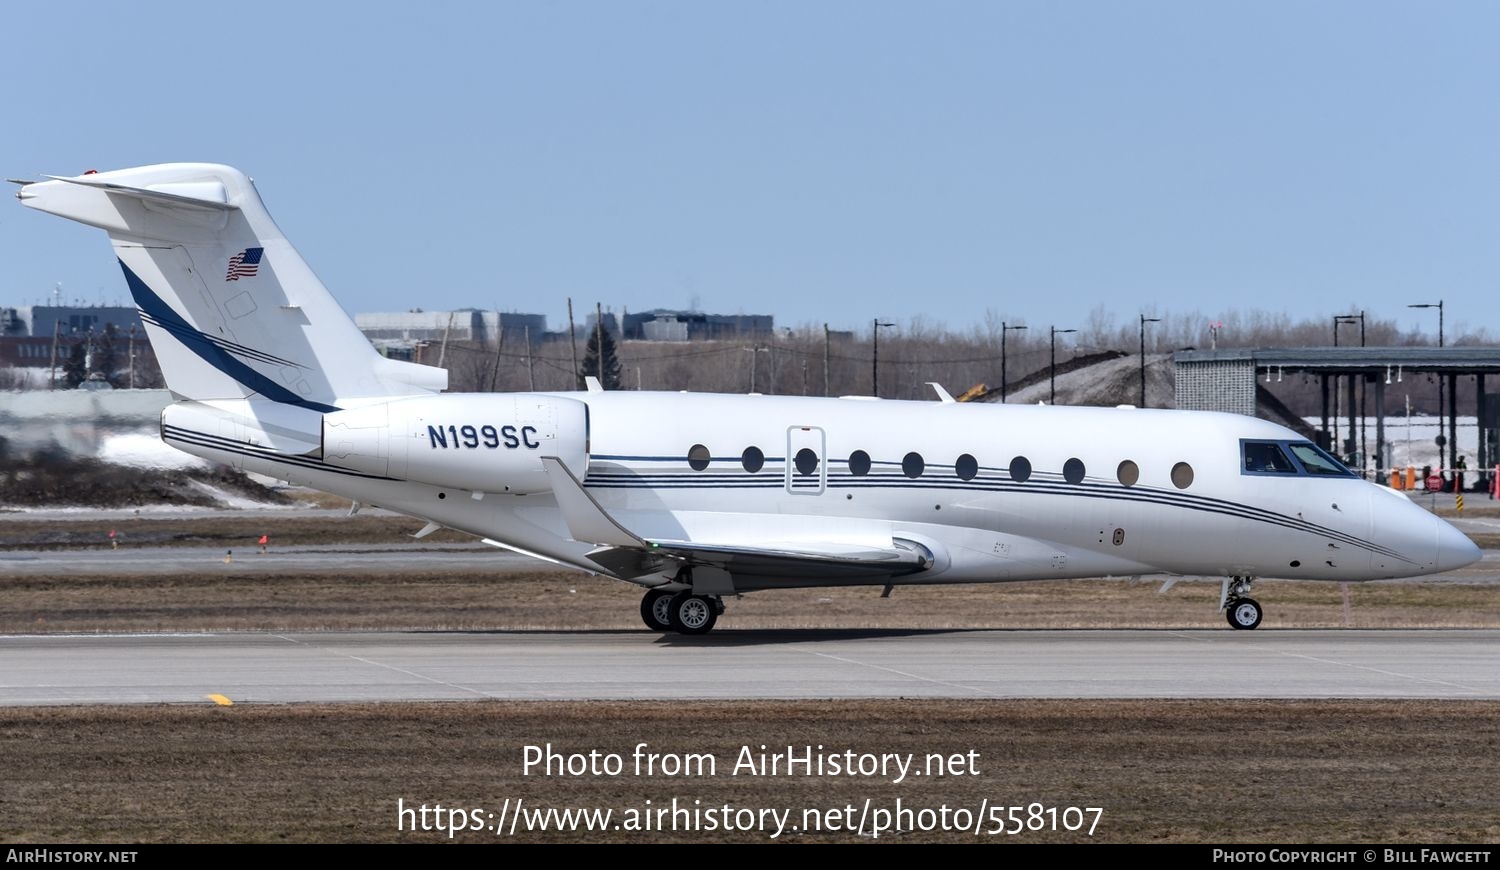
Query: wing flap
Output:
[[645, 538, 933, 579], [543, 455, 934, 579]]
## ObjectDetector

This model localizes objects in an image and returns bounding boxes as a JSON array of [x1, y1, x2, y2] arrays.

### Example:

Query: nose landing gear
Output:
[[1221, 576, 1263, 630]]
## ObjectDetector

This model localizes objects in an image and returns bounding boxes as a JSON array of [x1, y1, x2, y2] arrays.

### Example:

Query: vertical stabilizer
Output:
[[18, 164, 446, 406]]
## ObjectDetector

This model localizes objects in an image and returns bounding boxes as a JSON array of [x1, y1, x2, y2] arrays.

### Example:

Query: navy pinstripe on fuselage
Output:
[[162, 425, 395, 481], [583, 454, 1413, 565]]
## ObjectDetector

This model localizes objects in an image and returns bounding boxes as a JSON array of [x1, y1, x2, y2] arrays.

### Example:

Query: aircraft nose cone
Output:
[[1434, 517, 1482, 573]]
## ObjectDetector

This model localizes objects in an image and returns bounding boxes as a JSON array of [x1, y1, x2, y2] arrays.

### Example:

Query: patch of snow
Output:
[[96, 433, 209, 470], [183, 479, 285, 510]]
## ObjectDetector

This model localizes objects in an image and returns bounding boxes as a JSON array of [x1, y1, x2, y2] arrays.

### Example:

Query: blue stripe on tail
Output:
[[119, 259, 339, 413]]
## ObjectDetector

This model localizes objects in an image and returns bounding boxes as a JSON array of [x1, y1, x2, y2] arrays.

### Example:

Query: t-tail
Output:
[[17, 163, 446, 407], [19, 164, 587, 514]]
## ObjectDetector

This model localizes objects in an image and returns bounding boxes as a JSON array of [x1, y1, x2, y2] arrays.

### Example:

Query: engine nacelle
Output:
[[322, 393, 589, 494]]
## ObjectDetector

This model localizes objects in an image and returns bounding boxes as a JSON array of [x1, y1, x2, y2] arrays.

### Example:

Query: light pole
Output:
[[1000, 322, 1028, 403], [872, 319, 895, 397], [1334, 312, 1365, 347], [1335, 313, 1367, 472], [127, 324, 137, 389], [1139, 315, 1161, 407], [742, 346, 769, 392], [1404, 301, 1440, 348], [1410, 300, 1448, 475], [1050, 326, 1076, 405]]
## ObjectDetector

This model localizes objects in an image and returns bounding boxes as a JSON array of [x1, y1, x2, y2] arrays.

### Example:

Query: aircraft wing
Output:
[[541, 457, 933, 581]]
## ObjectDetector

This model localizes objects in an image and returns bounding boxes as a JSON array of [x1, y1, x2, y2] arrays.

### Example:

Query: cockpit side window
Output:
[[1242, 440, 1297, 474], [1287, 442, 1355, 476]]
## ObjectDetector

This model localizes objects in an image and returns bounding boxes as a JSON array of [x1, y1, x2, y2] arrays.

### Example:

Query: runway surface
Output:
[[3, 629, 1499, 706], [0, 543, 537, 575]]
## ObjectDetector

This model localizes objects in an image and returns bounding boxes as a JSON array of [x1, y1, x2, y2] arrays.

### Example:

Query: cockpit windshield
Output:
[[1286, 442, 1355, 476], [1242, 439, 1356, 478]]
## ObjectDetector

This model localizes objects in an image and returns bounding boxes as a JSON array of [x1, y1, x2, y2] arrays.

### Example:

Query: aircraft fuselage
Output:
[[161, 391, 1476, 591]]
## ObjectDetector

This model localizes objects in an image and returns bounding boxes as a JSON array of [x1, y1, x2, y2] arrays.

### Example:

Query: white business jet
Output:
[[17, 164, 1480, 634]]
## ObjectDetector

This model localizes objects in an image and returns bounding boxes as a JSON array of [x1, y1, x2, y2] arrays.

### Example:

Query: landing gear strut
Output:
[[1221, 576, 1263, 630]]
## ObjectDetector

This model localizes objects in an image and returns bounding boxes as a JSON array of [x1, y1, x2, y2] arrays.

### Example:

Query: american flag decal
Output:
[[225, 247, 264, 281]]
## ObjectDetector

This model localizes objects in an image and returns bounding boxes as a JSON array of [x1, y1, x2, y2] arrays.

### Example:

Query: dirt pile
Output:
[[0, 449, 289, 508]]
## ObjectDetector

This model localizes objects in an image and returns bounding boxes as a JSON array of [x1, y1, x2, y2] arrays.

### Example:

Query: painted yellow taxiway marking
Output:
[[206, 693, 234, 707]]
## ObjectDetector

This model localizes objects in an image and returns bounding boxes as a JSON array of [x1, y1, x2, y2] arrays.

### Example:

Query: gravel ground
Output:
[[3, 699, 1498, 843]]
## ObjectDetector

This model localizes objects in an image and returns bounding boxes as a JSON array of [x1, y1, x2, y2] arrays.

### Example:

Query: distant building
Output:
[[587, 309, 775, 342], [0, 305, 144, 338], [356, 309, 547, 354], [0, 327, 158, 388], [0, 304, 155, 382], [0, 337, 58, 368]]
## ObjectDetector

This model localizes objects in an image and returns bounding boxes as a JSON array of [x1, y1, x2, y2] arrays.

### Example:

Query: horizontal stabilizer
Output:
[[40, 174, 237, 212]]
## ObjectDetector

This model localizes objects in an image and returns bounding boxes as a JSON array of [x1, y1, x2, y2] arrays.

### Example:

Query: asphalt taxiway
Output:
[[0, 543, 535, 575], [3, 628, 1498, 706]]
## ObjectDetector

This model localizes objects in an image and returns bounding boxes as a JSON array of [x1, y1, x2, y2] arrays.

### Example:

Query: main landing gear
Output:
[[1222, 576, 1263, 630], [640, 589, 674, 632], [639, 587, 724, 635]]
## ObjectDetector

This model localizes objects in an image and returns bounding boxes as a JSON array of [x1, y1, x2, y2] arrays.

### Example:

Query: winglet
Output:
[[584, 376, 604, 393], [541, 456, 645, 548]]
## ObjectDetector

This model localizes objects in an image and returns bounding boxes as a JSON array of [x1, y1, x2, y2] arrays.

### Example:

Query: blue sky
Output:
[[2, 1, 1495, 340]]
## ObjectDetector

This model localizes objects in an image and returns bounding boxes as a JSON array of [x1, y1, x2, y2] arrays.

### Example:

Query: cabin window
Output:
[[1287, 442, 1355, 476], [1063, 458, 1086, 485], [902, 452, 925, 478], [1171, 461, 1194, 489], [1009, 456, 1031, 482], [794, 447, 819, 476], [1117, 460, 1139, 487], [742, 446, 765, 474], [848, 450, 872, 476], [955, 453, 978, 481], [688, 444, 711, 471], [1242, 441, 1297, 474]]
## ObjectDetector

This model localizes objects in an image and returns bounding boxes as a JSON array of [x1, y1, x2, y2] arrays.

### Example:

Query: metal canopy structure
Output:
[[1175, 347, 1499, 484]]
